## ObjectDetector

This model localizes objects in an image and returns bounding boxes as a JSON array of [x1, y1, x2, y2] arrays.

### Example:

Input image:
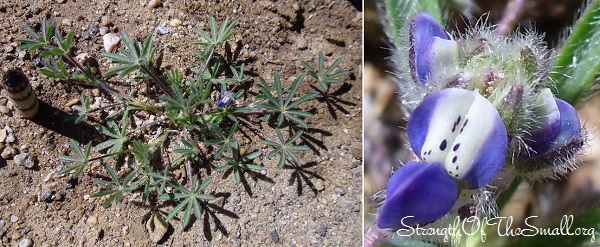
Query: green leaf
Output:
[[550, 0, 600, 104]]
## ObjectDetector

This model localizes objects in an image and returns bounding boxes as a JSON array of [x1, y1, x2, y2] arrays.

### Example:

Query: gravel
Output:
[[157, 26, 169, 35], [14, 153, 35, 169], [270, 229, 279, 243], [42, 190, 54, 203], [19, 238, 33, 247]]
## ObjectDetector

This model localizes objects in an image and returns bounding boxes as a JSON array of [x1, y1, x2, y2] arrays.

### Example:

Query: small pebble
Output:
[[0, 129, 6, 142], [14, 153, 35, 169], [21, 227, 31, 234], [122, 225, 129, 235], [169, 19, 182, 27], [10, 215, 18, 222], [0, 106, 9, 114], [148, 0, 160, 8], [270, 229, 280, 243], [87, 204, 96, 212], [334, 187, 345, 196], [99, 26, 109, 36], [55, 0, 65, 3], [42, 190, 54, 203], [1, 145, 17, 159], [81, 31, 90, 40], [5, 134, 15, 143], [0, 219, 4, 228], [61, 18, 72, 27], [65, 98, 80, 107], [157, 26, 169, 35], [90, 26, 100, 34], [91, 89, 101, 97], [19, 238, 33, 247], [103, 33, 121, 52], [17, 50, 28, 60], [87, 216, 97, 225], [43, 172, 54, 182]]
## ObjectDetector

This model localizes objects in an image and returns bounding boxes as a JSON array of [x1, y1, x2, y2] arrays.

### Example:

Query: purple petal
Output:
[[377, 162, 458, 228], [523, 89, 561, 155], [217, 91, 236, 107], [551, 98, 581, 150], [411, 12, 457, 82], [407, 88, 508, 189]]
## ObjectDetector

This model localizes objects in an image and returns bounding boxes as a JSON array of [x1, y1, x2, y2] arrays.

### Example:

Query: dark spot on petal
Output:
[[460, 119, 469, 133], [455, 174, 459, 178], [449, 171, 453, 174], [439, 139, 447, 151], [455, 165, 459, 170], [453, 144, 460, 151], [452, 156, 458, 163]]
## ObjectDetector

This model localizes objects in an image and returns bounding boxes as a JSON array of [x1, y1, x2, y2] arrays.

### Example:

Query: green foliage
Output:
[[91, 164, 138, 208], [95, 117, 130, 155], [301, 51, 349, 92], [205, 122, 239, 158], [58, 140, 93, 178], [40, 57, 69, 79], [258, 73, 317, 128], [70, 94, 91, 124], [193, 17, 236, 52], [17, 18, 75, 56], [102, 33, 155, 77], [159, 176, 215, 227], [174, 137, 203, 165], [18, 16, 348, 229], [550, 0, 600, 104], [263, 129, 309, 168], [216, 147, 263, 184]]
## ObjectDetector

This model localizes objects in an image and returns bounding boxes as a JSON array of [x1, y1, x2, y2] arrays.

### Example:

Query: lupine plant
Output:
[[367, 0, 600, 246], [17, 17, 348, 229]]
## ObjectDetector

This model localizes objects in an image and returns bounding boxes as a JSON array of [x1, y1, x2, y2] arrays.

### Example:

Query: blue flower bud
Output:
[[411, 12, 459, 82], [522, 89, 582, 157], [407, 88, 508, 189], [217, 90, 236, 107], [377, 161, 458, 228]]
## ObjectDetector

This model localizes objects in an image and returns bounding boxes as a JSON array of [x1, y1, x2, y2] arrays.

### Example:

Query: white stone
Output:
[[148, 0, 160, 8], [103, 33, 121, 52]]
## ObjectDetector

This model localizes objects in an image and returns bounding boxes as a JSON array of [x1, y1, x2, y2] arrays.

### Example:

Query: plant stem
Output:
[[237, 117, 276, 142], [495, 0, 526, 36], [140, 65, 173, 97]]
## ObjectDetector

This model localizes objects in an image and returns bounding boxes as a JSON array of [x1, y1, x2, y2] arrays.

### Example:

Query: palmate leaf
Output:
[[263, 129, 310, 168], [102, 33, 155, 77], [58, 139, 93, 178], [17, 18, 55, 51], [204, 122, 239, 158], [301, 51, 350, 92], [193, 17, 236, 50], [159, 176, 215, 228], [173, 136, 202, 164], [70, 94, 91, 124], [91, 164, 137, 208], [217, 147, 263, 184], [95, 117, 130, 155], [258, 72, 317, 128]]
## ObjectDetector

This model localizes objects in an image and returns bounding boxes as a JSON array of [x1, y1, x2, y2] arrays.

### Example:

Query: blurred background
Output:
[[364, 0, 600, 246]]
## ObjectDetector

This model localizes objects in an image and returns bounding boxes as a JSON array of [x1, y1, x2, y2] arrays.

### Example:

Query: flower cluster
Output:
[[377, 12, 585, 229]]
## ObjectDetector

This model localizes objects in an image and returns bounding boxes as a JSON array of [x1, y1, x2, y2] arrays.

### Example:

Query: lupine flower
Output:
[[522, 88, 582, 158], [217, 90, 236, 107], [411, 12, 459, 82], [375, 9, 585, 233], [377, 88, 508, 228]]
